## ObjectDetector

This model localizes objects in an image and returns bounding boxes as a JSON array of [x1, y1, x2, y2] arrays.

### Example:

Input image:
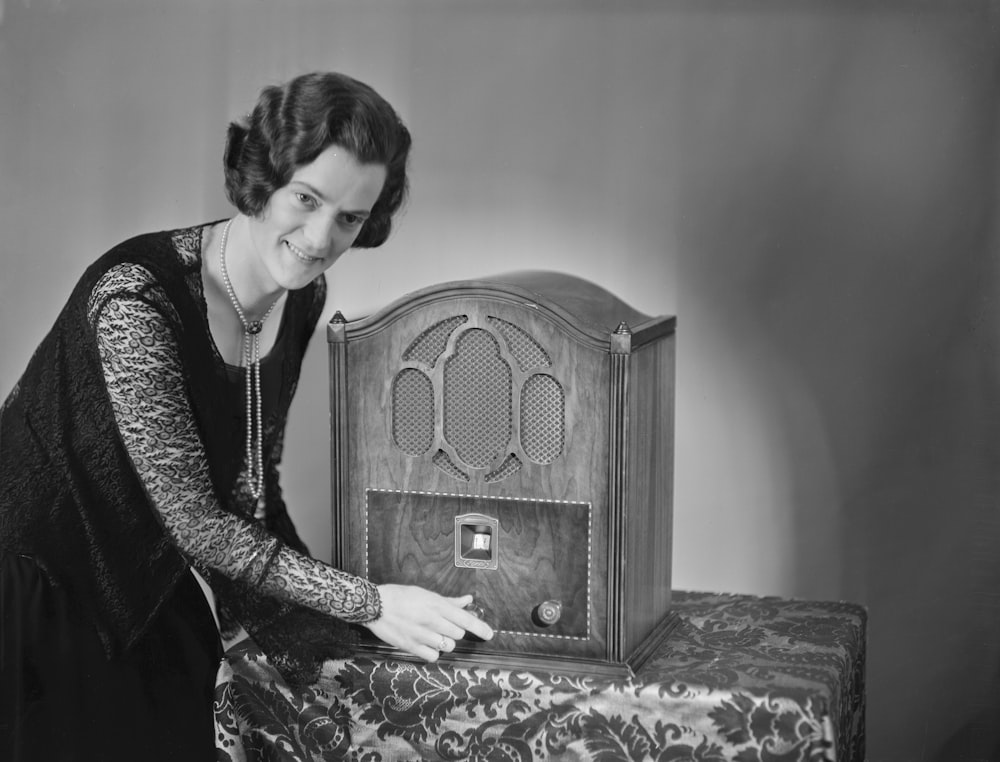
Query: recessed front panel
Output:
[[366, 489, 591, 640]]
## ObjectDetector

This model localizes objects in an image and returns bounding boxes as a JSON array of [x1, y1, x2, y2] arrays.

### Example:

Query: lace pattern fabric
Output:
[[87, 251, 381, 627]]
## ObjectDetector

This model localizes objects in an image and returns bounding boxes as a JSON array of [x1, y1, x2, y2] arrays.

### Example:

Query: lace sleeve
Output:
[[88, 263, 381, 624]]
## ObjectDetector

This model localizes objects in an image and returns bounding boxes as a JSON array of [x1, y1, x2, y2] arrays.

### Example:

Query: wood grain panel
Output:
[[624, 332, 675, 655], [366, 490, 591, 638]]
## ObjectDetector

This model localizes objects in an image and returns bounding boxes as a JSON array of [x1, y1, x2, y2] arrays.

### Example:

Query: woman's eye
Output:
[[295, 193, 316, 208], [341, 213, 362, 227]]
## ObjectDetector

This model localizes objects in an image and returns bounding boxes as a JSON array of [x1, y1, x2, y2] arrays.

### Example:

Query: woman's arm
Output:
[[89, 263, 379, 624], [89, 263, 493, 657]]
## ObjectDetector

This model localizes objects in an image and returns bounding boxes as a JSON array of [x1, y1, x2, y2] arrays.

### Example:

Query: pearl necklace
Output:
[[218, 218, 281, 501]]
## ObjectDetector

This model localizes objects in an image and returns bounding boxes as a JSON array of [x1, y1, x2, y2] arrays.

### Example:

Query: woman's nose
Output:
[[304, 214, 337, 250]]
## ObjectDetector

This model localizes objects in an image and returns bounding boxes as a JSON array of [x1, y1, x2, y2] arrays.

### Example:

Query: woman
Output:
[[0, 71, 492, 761]]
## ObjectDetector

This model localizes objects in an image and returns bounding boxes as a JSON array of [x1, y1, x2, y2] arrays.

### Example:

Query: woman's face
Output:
[[247, 144, 387, 292]]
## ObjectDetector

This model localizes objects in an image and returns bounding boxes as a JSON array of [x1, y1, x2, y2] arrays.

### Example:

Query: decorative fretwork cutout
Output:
[[485, 453, 523, 483], [403, 315, 468, 367], [393, 316, 566, 482], [487, 316, 552, 371], [432, 449, 469, 481]]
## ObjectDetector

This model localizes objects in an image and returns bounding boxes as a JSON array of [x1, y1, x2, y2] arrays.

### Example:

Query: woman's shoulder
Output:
[[84, 222, 216, 285], [82, 222, 216, 318], [105, 222, 215, 269]]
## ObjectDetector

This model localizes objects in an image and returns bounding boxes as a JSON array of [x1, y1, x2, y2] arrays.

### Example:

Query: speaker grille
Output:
[[403, 315, 468, 366], [520, 373, 565, 464], [443, 329, 512, 468], [488, 316, 551, 370], [391, 368, 434, 456], [390, 313, 567, 481]]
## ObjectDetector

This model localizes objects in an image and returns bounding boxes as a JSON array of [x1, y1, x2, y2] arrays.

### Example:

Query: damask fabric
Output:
[[214, 591, 866, 762]]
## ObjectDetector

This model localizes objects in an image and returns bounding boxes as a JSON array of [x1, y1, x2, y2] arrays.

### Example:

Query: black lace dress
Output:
[[0, 224, 380, 761]]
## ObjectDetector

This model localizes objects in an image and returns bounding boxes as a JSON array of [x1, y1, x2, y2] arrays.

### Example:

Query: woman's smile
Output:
[[284, 239, 324, 265]]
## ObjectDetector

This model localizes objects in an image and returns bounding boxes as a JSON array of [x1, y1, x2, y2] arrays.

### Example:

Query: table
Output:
[[213, 591, 866, 761]]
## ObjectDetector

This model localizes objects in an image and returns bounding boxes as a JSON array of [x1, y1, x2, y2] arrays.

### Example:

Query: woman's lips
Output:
[[285, 240, 323, 264]]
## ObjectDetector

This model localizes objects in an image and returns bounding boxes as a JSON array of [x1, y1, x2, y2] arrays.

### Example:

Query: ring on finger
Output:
[[438, 636, 450, 652]]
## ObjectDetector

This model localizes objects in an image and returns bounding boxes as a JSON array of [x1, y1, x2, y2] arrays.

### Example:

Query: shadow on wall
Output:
[[673, 7, 1000, 759]]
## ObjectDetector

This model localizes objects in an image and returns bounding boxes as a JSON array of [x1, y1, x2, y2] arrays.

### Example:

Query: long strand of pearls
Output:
[[219, 218, 281, 501]]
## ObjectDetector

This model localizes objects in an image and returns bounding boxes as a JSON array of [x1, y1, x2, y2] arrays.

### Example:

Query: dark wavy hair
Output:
[[223, 72, 411, 248]]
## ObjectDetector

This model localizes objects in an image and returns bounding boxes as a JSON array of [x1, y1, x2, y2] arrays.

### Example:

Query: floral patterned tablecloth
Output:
[[214, 591, 866, 761]]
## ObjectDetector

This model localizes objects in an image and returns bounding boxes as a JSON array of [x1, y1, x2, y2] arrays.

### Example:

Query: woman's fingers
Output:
[[402, 590, 495, 642], [442, 597, 494, 642], [435, 635, 455, 653], [383, 623, 443, 662], [436, 620, 468, 642], [365, 584, 495, 662]]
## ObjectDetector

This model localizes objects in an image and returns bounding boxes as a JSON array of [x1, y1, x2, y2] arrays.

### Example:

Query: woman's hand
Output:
[[363, 584, 495, 662]]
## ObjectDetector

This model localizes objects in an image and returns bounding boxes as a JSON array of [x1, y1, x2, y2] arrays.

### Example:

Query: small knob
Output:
[[533, 600, 562, 627]]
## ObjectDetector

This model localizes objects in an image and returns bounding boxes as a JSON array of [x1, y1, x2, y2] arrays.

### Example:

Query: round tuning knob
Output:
[[533, 600, 562, 627]]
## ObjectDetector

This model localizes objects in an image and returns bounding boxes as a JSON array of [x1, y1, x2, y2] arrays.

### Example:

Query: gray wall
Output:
[[1, 1, 997, 759]]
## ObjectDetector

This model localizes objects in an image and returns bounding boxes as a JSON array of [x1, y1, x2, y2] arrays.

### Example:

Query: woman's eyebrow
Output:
[[290, 181, 372, 217], [289, 180, 327, 201]]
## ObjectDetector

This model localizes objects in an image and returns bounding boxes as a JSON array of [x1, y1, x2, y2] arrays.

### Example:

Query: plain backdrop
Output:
[[1, 1, 997, 760]]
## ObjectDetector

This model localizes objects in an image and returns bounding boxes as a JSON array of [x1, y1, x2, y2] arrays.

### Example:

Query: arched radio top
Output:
[[327, 270, 676, 354]]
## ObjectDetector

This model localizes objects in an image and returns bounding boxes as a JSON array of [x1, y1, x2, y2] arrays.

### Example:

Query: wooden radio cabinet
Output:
[[328, 271, 677, 676]]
